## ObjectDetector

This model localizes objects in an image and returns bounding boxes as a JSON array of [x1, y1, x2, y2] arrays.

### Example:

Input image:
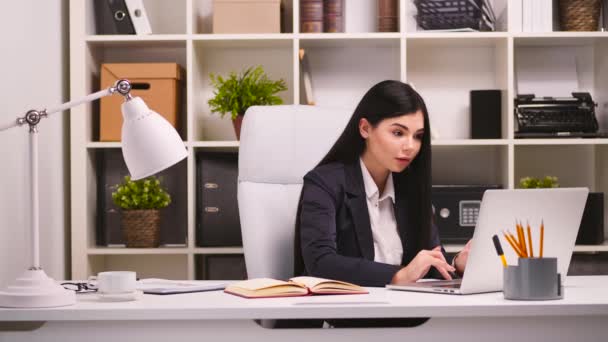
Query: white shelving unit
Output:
[[70, 0, 608, 280]]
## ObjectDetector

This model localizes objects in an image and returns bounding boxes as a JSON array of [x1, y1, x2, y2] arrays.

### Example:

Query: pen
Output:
[[492, 234, 508, 268]]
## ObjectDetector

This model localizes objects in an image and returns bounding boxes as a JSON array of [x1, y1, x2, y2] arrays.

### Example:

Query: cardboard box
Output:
[[213, 0, 281, 33], [100, 63, 183, 142]]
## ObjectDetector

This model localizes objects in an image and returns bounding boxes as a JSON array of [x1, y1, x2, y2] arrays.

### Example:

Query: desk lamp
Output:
[[0, 79, 187, 307]]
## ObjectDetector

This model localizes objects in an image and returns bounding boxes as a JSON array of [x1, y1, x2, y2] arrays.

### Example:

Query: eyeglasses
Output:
[[61, 282, 97, 293]]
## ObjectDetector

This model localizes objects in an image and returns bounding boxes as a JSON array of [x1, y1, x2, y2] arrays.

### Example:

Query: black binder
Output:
[[96, 150, 188, 246], [196, 152, 242, 247], [197, 255, 248, 280], [94, 0, 136, 34]]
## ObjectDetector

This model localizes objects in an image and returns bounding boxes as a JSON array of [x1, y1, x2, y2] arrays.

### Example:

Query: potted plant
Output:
[[112, 175, 171, 248], [519, 176, 559, 189], [208, 65, 287, 139]]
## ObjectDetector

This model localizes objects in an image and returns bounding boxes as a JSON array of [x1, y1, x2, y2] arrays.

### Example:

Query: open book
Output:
[[224, 276, 368, 299]]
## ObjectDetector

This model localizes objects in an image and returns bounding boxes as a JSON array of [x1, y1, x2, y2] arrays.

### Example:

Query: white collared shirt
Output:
[[359, 158, 404, 265]]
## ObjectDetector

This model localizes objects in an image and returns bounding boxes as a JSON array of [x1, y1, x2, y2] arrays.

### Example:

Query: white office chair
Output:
[[238, 105, 350, 279]]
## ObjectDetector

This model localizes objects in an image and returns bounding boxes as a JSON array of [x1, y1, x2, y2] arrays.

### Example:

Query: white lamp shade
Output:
[[121, 97, 188, 180]]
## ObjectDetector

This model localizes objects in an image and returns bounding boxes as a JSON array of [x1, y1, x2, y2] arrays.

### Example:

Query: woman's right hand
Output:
[[390, 246, 455, 284]]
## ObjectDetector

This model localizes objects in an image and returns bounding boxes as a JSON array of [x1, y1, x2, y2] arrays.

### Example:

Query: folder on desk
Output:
[[138, 279, 227, 295]]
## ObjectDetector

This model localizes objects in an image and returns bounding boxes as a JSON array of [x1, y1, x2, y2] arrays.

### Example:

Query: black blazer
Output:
[[295, 161, 446, 287]]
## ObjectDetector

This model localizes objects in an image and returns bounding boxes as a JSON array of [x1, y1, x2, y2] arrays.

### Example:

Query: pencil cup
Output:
[[503, 257, 563, 300]]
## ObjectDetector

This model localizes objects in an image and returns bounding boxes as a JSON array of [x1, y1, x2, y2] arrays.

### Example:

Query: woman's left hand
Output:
[[454, 239, 472, 274]]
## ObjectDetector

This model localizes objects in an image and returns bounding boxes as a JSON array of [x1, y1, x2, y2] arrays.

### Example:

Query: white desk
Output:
[[1, 276, 607, 342]]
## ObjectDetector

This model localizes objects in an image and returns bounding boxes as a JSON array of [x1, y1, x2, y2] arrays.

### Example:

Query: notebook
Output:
[[387, 188, 589, 295]]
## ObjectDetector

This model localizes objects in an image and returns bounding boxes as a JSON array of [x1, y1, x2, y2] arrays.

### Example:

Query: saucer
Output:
[[97, 290, 142, 302]]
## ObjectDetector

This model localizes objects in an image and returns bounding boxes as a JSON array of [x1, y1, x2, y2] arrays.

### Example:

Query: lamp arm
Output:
[[0, 79, 132, 132]]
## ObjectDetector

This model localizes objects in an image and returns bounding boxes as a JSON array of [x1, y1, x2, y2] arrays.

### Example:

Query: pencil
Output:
[[517, 223, 528, 257], [527, 221, 534, 258], [503, 231, 524, 257], [540, 220, 544, 258], [492, 234, 508, 268]]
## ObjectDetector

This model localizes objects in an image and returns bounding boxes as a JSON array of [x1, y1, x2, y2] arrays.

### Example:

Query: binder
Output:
[[125, 0, 152, 34], [196, 152, 242, 247], [94, 0, 136, 35], [198, 255, 248, 280]]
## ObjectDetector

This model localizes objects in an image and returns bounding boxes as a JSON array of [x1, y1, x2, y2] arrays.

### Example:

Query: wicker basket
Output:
[[121, 209, 161, 248], [559, 0, 602, 31]]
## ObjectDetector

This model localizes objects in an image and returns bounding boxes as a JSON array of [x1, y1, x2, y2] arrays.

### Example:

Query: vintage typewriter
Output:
[[515, 92, 600, 138]]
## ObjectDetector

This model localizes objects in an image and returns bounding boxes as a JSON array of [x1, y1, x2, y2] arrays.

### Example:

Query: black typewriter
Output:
[[515, 92, 599, 136]]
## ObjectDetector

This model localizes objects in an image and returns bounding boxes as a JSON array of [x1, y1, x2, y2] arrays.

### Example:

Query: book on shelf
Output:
[[224, 276, 368, 299], [299, 48, 315, 105], [324, 0, 344, 32], [301, 0, 323, 33], [378, 0, 398, 32]]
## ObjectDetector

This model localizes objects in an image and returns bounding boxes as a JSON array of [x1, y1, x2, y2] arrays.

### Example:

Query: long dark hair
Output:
[[294, 80, 433, 275]]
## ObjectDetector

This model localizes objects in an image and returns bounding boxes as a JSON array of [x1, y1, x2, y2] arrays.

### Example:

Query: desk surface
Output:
[[1, 276, 607, 322]]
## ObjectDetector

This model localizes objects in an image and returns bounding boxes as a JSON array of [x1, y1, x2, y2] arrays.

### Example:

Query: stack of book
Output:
[[520, 0, 555, 32], [301, 0, 344, 33]]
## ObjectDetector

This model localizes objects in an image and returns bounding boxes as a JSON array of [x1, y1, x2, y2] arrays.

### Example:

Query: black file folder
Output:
[[95, 0, 136, 34], [196, 152, 242, 247]]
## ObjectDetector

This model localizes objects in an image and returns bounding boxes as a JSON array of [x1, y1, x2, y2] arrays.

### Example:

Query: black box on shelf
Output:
[[432, 185, 502, 244], [96, 150, 188, 247], [470, 89, 501, 139], [576, 192, 605, 245], [196, 152, 242, 247], [196, 255, 248, 280], [568, 253, 608, 276]]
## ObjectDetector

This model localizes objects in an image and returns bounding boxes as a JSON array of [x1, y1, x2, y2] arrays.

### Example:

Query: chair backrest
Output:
[[238, 105, 350, 279]]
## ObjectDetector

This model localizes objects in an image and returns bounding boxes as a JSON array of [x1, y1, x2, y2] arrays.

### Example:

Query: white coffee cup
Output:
[[89, 271, 136, 294]]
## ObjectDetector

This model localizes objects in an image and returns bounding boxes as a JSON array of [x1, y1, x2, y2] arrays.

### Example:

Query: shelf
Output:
[[87, 247, 190, 255], [193, 247, 244, 255], [192, 35, 293, 48], [300, 35, 400, 48], [574, 243, 608, 253], [514, 32, 608, 46], [406, 32, 509, 46], [432, 139, 509, 146], [514, 139, 608, 145], [71, 0, 608, 280], [86, 34, 188, 42], [190, 141, 239, 148]]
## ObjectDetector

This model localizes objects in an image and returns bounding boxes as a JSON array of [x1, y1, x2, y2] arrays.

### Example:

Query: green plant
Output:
[[208, 65, 288, 120], [112, 175, 171, 210], [519, 176, 559, 189]]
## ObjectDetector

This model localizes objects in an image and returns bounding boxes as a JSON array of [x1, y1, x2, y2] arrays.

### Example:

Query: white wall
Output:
[[0, 0, 68, 284]]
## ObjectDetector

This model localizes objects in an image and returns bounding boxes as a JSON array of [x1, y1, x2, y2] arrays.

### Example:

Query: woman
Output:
[[294, 80, 471, 287]]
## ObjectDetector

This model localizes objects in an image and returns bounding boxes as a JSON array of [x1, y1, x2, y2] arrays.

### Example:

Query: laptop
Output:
[[387, 188, 589, 295]]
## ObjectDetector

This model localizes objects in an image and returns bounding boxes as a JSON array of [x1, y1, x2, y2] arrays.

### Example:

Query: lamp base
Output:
[[0, 269, 75, 308]]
